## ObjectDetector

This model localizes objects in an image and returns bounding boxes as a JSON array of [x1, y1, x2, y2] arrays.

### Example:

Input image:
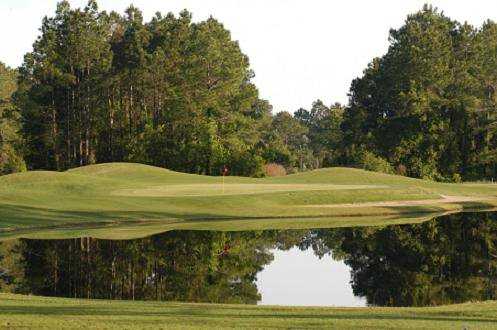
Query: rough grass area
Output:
[[1, 162, 497, 238], [1, 293, 497, 329]]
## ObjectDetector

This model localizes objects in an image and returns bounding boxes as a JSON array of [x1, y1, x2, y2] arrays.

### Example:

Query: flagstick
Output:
[[222, 173, 225, 194]]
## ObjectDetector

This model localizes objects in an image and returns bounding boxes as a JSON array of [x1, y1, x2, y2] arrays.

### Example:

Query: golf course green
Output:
[[2, 163, 497, 328], [1, 162, 497, 239]]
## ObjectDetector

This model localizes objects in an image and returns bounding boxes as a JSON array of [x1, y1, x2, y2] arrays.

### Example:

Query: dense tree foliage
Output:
[[7, 1, 372, 177], [342, 5, 497, 181], [295, 100, 344, 168], [6, 3, 497, 180], [0, 63, 25, 175], [16, 1, 272, 176]]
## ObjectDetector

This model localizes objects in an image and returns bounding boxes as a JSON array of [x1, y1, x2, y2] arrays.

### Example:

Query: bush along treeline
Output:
[[2, 2, 497, 181]]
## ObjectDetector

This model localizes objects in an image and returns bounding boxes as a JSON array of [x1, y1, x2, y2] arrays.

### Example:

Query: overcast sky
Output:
[[2, 1, 497, 112]]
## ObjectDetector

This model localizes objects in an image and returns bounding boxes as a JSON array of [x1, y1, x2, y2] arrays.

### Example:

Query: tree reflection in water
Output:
[[0, 212, 496, 307]]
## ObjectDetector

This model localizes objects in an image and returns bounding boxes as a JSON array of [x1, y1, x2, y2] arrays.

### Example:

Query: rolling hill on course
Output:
[[1, 162, 497, 238]]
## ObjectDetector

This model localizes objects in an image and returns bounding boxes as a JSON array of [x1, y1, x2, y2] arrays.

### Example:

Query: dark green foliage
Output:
[[313, 212, 497, 306], [0, 63, 25, 175], [260, 111, 310, 171], [295, 100, 344, 168], [355, 151, 394, 174], [259, 101, 345, 172], [12, 2, 497, 180], [342, 5, 497, 181], [16, 1, 271, 176]]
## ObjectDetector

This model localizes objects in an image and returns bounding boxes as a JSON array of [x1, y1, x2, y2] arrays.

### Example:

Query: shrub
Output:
[[452, 173, 462, 183], [0, 146, 26, 175], [263, 163, 287, 177], [359, 151, 394, 174]]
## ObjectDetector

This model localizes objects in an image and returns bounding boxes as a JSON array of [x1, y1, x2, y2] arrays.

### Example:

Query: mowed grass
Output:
[[0, 213, 441, 240], [1, 293, 497, 329], [1, 162, 497, 238], [115, 183, 387, 197]]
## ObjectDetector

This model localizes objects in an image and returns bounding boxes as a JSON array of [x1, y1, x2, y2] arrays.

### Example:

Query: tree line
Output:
[[2, 2, 497, 180], [343, 5, 497, 181]]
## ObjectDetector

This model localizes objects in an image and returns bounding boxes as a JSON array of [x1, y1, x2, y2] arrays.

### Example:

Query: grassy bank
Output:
[[1, 293, 496, 329], [0, 213, 441, 240], [1, 162, 497, 239]]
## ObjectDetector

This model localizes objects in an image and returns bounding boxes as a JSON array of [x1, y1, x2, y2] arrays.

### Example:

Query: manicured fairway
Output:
[[1, 293, 496, 329], [1, 162, 497, 239], [115, 183, 387, 197]]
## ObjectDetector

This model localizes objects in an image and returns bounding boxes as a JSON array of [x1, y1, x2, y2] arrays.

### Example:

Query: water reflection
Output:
[[0, 212, 496, 307], [257, 247, 366, 306], [323, 211, 497, 306]]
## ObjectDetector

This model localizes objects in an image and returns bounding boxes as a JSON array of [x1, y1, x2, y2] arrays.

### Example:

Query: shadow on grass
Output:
[[0, 202, 218, 227], [459, 201, 497, 211], [382, 201, 497, 217]]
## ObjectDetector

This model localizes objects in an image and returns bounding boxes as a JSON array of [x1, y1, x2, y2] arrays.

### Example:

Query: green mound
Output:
[[1, 162, 497, 238]]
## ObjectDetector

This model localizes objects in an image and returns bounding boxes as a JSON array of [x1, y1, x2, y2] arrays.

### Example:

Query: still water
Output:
[[0, 211, 496, 307], [257, 248, 366, 306]]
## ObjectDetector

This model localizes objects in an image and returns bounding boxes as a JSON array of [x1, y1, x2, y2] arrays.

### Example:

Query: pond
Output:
[[0, 211, 496, 307]]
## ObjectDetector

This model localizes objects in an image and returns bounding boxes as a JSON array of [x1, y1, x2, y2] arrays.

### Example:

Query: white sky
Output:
[[2, 1, 497, 112]]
